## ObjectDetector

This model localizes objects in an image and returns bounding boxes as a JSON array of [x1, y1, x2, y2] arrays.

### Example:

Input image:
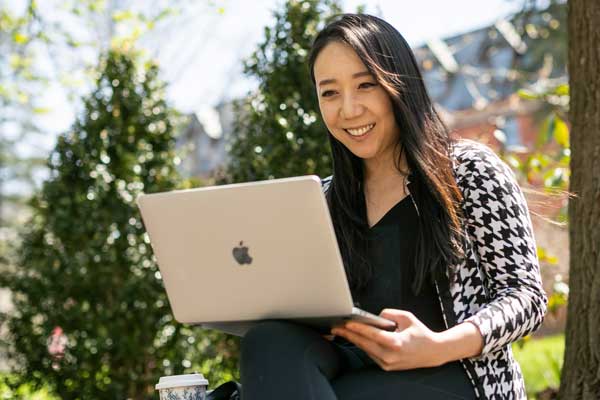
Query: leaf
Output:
[[112, 10, 135, 22], [88, 0, 106, 12], [558, 148, 570, 164], [33, 107, 51, 114], [518, 89, 539, 100], [537, 247, 546, 260], [545, 255, 559, 265], [66, 38, 82, 47], [548, 292, 568, 313], [553, 84, 569, 96], [153, 8, 177, 23], [13, 32, 29, 44], [553, 115, 569, 147], [543, 168, 564, 188]]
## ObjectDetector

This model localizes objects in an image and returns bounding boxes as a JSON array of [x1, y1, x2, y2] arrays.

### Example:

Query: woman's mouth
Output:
[[344, 123, 375, 139]]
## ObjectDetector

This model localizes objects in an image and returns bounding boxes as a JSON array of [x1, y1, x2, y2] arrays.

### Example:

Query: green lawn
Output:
[[1, 334, 566, 399], [512, 334, 565, 398]]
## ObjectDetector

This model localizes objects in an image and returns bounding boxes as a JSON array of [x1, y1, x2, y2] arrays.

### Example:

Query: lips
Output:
[[344, 123, 375, 137]]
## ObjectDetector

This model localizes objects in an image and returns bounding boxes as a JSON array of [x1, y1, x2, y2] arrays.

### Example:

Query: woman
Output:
[[240, 13, 547, 400]]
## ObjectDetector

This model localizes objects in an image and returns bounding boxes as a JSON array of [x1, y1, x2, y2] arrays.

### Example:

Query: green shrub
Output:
[[0, 374, 58, 400], [0, 47, 236, 399], [513, 334, 565, 398], [223, 0, 342, 183]]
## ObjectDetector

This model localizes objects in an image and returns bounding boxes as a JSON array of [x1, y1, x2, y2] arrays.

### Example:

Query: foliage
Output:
[[496, 1, 570, 327], [509, 81, 571, 322], [0, 47, 236, 399], [509, 0, 567, 81], [0, 374, 58, 400], [511, 83, 569, 195], [0, 0, 52, 227], [0, 0, 192, 246], [221, 0, 343, 184], [512, 334, 564, 399]]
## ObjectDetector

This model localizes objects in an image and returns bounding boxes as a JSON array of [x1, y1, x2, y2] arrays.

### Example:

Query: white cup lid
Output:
[[155, 373, 209, 390]]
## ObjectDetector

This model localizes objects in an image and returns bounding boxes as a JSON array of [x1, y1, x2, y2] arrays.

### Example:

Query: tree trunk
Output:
[[558, 1, 600, 399]]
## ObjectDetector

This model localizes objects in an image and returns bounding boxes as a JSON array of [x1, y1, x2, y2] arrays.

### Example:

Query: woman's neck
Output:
[[363, 147, 409, 188]]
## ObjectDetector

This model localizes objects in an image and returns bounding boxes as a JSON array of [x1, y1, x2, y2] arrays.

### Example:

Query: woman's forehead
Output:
[[313, 42, 369, 83]]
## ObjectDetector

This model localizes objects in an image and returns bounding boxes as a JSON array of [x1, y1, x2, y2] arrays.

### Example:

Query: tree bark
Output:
[[558, 1, 600, 399]]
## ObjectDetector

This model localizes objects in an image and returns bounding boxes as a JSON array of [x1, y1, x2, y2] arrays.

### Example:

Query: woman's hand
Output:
[[321, 334, 335, 341], [331, 309, 447, 371]]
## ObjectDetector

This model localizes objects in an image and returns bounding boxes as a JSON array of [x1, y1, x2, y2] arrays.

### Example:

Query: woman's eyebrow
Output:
[[318, 71, 372, 87]]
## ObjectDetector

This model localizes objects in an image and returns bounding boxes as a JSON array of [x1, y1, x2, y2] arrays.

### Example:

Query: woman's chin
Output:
[[347, 147, 377, 160], [336, 136, 378, 159]]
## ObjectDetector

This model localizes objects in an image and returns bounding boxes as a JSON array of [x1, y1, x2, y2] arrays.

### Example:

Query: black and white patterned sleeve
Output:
[[458, 141, 548, 356], [321, 175, 333, 195]]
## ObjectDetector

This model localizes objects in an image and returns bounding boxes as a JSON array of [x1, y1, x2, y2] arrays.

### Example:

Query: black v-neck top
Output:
[[352, 193, 447, 333]]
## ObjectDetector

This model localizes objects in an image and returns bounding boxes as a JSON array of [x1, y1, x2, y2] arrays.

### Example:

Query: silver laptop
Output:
[[136, 175, 396, 336]]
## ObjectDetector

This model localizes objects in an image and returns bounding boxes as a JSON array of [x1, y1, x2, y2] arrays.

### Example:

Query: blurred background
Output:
[[0, 0, 571, 399]]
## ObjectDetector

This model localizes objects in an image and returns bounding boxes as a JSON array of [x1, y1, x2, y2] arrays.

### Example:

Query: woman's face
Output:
[[313, 41, 400, 161]]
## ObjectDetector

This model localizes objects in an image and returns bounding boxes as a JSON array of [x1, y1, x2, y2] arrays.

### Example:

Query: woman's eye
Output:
[[359, 82, 377, 89], [320, 83, 375, 97]]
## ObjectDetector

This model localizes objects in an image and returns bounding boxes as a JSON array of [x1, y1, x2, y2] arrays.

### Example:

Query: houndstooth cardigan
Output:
[[320, 138, 548, 399]]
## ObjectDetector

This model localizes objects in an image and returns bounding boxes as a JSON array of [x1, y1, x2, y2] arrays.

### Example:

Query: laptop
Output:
[[136, 175, 396, 336]]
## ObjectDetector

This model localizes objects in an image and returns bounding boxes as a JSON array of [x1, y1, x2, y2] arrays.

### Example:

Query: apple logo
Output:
[[232, 241, 253, 265]]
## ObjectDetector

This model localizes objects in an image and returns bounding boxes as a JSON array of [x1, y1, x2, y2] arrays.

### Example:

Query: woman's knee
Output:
[[241, 320, 330, 363], [243, 320, 313, 353], [241, 320, 340, 379], [241, 321, 303, 368]]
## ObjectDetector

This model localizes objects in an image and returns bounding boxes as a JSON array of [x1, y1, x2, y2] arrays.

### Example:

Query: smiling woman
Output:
[[238, 13, 547, 400], [313, 43, 400, 159]]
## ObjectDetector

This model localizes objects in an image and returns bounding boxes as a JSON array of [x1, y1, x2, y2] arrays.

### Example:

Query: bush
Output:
[[223, 0, 342, 183], [0, 47, 236, 399]]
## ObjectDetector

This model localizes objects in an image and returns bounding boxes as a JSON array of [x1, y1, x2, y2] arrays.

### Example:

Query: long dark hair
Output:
[[308, 13, 466, 295]]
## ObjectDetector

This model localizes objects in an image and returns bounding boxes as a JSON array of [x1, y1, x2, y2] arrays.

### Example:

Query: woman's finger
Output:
[[332, 327, 386, 358], [379, 309, 414, 330], [344, 322, 398, 348]]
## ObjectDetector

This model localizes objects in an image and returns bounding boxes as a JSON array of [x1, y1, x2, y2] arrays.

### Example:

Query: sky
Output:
[[161, 0, 524, 116], [34, 0, 524, 136], [5, 0, 527, 194]]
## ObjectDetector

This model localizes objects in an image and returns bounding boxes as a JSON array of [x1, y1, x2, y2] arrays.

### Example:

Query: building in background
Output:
[[180, 9, 566, 180], [176, 102, 236, 179], [415, 10, 566, 152]]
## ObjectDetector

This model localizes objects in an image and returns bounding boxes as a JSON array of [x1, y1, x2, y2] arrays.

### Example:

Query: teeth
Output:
[[346, 124, 374, 136]]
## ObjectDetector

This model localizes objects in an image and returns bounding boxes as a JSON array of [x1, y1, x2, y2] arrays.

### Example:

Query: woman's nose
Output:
[[340, 94, 364, 119]]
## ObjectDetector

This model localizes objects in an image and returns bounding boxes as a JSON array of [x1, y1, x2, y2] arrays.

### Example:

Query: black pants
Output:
[[240, 321, 477, 400]]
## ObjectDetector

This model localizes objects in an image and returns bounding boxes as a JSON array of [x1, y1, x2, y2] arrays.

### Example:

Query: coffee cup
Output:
[[155, 373, 209, 400]]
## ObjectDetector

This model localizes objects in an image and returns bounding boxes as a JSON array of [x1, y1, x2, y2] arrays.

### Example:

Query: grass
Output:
[[512, 334, 565, 399], [0, 334, 566, 399]]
